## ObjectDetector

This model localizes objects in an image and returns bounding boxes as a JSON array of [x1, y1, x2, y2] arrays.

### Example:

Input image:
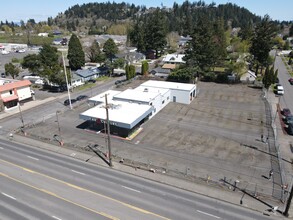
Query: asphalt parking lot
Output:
[[23, 79, 280, 200]]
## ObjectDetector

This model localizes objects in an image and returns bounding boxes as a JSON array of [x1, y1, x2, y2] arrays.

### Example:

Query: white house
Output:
[[240, 70, 256, 83], [162, 54, 185, 65], [0, 80, 32, 110]]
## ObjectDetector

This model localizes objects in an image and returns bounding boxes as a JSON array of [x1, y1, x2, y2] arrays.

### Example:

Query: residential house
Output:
[[240, 70, 256, 83], [178, 36, 192, 48], [70, 73, 84, 88], [115, 52, 146, 65], [162, 54, 185, 65], [0, 79, 32, 111], [75, 68, 101, 82]]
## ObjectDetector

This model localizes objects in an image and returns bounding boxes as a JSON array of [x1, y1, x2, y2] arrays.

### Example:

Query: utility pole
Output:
[[103, 93, 113, 167], [62, 52, 72, 110], [56, 110, 63, 145], [18, 103, 26, 136]]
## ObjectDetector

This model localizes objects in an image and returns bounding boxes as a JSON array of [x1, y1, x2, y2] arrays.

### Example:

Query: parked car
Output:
[[1, 50, 9, 55], [1, 72, 6, 78], [284, 115, 293, 124], [274, 84, 284, 95], [16, 49, 26, 53], [76, 95, 88, 101], [287, 123, 293, 135], [64, 99, 77, 106], [289, 78, 293, 85], [49, 86, 65, 93], [88, 79, 96, 83], [282, 108, 291, 118]]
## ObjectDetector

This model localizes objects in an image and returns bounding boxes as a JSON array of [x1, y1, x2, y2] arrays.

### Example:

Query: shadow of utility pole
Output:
[[85, 144, 110, 166], [241, 143, 293, 164]]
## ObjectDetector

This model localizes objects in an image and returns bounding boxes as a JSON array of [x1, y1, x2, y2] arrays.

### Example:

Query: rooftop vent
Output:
[[144, 88, 149, 92]]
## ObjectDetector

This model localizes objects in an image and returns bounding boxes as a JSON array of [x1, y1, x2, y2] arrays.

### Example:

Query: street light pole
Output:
[[104, 94, 113, 167], [62, 52, 72, 110]]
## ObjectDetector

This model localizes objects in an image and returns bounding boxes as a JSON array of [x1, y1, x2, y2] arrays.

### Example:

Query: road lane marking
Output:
[[71, 170, 86, 175], [52, 216, 62, 220], [0, 147, 4, 150], [2, 192, 16, 200], [0, 158, 170, 220], [197, 210, 220, 219], [0, 173, 119, 220], [122, 186, 141, 193], [27, 155, 39, 161], [22, 168, 35, 173]]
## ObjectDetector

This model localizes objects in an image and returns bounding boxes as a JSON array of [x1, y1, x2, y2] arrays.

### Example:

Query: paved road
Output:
[[0, 139, 277, 220]]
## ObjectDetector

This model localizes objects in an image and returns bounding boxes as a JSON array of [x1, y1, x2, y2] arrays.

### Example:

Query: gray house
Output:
[[115, 52, 146, 64], [75, 68, 101, 82]]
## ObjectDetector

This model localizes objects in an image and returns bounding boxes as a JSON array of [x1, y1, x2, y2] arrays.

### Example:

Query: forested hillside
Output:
[[49, 1, 262, 35]]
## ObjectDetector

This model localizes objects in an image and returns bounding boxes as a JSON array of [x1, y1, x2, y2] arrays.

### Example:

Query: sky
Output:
[[0, 0, 292, 23]]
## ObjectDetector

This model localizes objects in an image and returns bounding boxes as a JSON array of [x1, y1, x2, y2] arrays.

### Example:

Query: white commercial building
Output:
[[80, 80, 196, 137]]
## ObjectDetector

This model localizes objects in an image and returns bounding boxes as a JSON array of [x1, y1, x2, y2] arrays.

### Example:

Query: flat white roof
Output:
[[114, 86, 169, 103], [114, 88, 159, 103], [80, 100, 152, 126], [141, 80, 196, 91], [88, 90, 122, 103]]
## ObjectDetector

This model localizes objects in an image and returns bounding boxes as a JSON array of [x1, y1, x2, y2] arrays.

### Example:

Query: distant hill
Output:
[[51, 1, 263, 35]]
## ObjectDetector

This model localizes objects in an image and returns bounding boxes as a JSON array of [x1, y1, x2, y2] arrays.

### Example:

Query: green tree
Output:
[[289, 24, 293, 37], [250, 15, 276, 75], [21, 54, 41, 74], [113, 58, 125, 69], [184, 16, 216, 74], [103, 38, 118, 76], [86, 41, 105, 63], [5, 63, 20, 79], [145, 10, 167, 58], [125, 64, 130, 80], [38, 44, 63, 85], [213, 18, 227, 65], [141, 61, 149, 76], [103, 38, 118, 63], [129, 64, 136, 79], [68, 33, 85, 70], [262, 66, 275, 89]]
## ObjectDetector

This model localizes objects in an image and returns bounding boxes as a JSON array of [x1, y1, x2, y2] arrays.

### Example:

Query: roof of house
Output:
[[162, 64, 176, 69], [75, 68, 100, 78], [0, 80, 31, 92], [150, 67, 171, 74], [162, 54, 185, 63]]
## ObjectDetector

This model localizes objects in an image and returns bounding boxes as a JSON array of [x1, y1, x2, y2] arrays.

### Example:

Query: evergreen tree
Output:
[[144, 10, 167, 57], [141, 61, 149, 76], [250, 15, 276, 75], [213, 18, 227, 65], [68, 33, 85, 70], [103, 38, 118, 63], [262, 66, 275, 89], [184, 16, 216, 73]]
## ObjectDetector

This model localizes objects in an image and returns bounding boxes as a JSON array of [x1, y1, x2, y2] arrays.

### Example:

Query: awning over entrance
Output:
[[1, 95, 18, 102]]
